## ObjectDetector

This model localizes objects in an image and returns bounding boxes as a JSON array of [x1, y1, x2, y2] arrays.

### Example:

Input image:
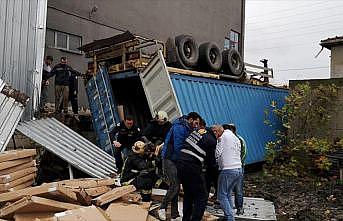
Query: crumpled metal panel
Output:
[[0, 79, 29, 151], [169, 74, 289, 164], [17, 118, 117, 178]]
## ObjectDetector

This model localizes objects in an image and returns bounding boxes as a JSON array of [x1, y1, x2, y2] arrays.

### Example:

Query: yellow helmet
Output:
[[132, 141, 145, 154]]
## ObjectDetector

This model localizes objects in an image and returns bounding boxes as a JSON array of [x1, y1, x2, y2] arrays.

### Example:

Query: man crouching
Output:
[[121, 141, 156, 201]]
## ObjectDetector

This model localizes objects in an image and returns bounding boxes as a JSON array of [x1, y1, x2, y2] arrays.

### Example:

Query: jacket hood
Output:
[[173, 115, 190, 129]]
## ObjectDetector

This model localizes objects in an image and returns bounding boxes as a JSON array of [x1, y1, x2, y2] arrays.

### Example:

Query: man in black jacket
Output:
[[40, 55, 53, 112], [142, 111, 171, 146], [49, 57, 80, 114], [109, 115, 141, 172], [177, 119, 217, 221]]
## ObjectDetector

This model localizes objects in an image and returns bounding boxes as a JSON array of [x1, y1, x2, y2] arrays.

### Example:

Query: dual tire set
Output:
[[166, 35, 244, 77]]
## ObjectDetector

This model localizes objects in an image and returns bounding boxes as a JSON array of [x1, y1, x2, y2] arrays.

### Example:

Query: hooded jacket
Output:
[[161, 115, 192, 161]]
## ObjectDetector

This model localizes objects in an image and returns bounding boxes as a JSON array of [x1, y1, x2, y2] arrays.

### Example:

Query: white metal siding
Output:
[[0, 0, 47, 120]]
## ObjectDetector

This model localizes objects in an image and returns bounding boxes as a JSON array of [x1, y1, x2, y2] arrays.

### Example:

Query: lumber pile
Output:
[[0, 177, 158, 221], [0, 149, 37, 194]]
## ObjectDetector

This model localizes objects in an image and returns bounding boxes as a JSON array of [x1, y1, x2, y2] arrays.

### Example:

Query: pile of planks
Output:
[[0, 149, 37, 194], [0, 177, 155, 221]]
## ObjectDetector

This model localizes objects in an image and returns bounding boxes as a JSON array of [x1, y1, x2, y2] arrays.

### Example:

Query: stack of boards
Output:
[[0, 149, 37, 194]]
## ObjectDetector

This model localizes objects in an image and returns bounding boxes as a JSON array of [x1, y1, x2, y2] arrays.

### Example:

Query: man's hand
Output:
[[113, 141, 122, 149]]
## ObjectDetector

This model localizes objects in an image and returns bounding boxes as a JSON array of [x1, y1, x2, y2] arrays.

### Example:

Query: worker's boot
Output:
[[158, 209, 166, 221]]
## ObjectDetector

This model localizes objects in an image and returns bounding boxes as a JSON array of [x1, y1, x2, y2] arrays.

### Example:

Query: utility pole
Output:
[[260, 59, 269, 84]]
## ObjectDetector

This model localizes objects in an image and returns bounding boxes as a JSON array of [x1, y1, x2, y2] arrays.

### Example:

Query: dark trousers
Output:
[[205, 166, 219, 197], [114, 149, 123, 172], [69, 93, 78, 114], [160, 159, 180, 219], [177, 162, 208, 221]]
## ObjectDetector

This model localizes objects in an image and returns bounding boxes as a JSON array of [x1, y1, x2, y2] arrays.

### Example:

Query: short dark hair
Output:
[[46, 56, 53, 61], [60, 56, 67, 61], [125, 115, 134, 121], [199, 118, 206, 127], [222, 124, 230, 130], [223, 123, 237, 134], [186, 112, 201, 121]]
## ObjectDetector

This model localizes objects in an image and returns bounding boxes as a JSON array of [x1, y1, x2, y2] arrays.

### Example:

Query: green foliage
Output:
[[265, 83, 340, 177]]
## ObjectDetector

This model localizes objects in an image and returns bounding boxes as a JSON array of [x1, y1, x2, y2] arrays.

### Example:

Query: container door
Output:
[[85, 67, 119, 156], [140, 50, 182, 121]]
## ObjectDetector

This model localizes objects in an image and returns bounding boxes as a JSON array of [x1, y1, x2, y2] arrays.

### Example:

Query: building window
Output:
[[224, 30, 240, 51], [46, 29, 82, 53]]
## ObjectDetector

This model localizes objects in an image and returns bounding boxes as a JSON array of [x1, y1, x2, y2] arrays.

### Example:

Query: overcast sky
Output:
[[244, 0, 343, 85]]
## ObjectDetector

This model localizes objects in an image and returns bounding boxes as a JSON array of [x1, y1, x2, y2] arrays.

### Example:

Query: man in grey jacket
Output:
[[212, 125, 243, 221]]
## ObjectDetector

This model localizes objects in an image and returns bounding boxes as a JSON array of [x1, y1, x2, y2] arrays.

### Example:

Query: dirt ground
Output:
[[244, 171, 343, 221]]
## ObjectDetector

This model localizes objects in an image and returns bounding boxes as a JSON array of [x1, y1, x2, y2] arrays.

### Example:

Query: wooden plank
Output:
[[0, 157, 33, 170], [105, 202, 150, 221], [0, 150, 36, 163], [0, 173, 36, 191], [120, 193, 141, 204], [167, 67, 220, 79], [54, 206, 111, 221], [0, 184, 78, 204], [84, 186, 111, 197], [14, 213, 55, 221], [93, 185, 136, 206], [58, 178, 115, 189], [0, 160, 36, 176], [0, 167, 37, 183], [0, 196, 81, 219]]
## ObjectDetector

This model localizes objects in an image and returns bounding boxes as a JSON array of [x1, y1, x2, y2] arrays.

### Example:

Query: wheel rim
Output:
[[231, 53, 241, 71], [183, 42, 192, 58], [209, 49, 217, 64]]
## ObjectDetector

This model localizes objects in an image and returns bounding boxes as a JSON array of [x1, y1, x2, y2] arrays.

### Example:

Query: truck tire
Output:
[[166, 37, 189, 69], [175, 35, 199, 68], [198, 42, 222, 72], [222, 49, 244, 76]]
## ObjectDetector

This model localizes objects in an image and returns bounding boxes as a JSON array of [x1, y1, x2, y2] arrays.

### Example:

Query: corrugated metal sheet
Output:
[[86, 67, 119, 154], [0, 79, 29, 151], [16, 118, 117, 178], [169, 74, 288, 164], [140, 50, 182, 121], [0, 0, 47, 120]]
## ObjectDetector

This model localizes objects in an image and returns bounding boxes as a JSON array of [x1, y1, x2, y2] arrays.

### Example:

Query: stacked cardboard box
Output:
[[0, 149, 37, 194]]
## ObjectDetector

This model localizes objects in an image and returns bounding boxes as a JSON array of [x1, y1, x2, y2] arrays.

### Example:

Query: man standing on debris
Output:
[[68, 71, 79, 120], [142, 111, 172, 146], [110, 115, 141, 172], [49, 57, 81, 114], [158, 112, 201, 221], [212, 125, 243, 221], [121, 141, 156, 202], [40, 56, 53, 113], [223, 123, 247, 215], [177, 118, 217, 221]]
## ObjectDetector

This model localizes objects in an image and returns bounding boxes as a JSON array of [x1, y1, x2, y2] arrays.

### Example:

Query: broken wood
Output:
[[0, 167, 37, 183], [84, 186, 111, 197], [0, 158, 33, 171], [0, 149, 36, 163], [146, 215, 159, 221], [106, 202, 150, 221], [0, 173, 36, 191], [0, 184, 78, 204], [75, 189, 92, 206], [120, 193, 142, 204], [54, 206, 111, 221], [0, 160, 36, 176], [58, 178, 116, 189], [0, 196, 81, 219], [14, 212, 55, 221], [93, 185, 136, 206]]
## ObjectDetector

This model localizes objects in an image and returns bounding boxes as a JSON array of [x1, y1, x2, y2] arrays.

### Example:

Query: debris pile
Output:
[[0, 149, 37, 194]]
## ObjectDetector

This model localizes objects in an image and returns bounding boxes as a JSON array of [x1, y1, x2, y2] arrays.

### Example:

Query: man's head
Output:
[[211, 125, 224, 139], [224, 123, 237, 134], [156, 111, 168, 125], [124, 115, 134, 129], [186, 112, 201, 129], [45, 56, 53, 66], [132, 141, 145, 155], [60, 57, 67, 64]]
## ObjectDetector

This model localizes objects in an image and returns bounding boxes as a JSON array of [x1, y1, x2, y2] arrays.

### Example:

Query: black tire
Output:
[[165, 37, 188, 69], [198, 42, 222, 72], [222, 49, 244, 76], [175, 35, 199, 68]]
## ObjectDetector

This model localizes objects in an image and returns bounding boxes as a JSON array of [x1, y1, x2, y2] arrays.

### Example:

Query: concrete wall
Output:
[[289, 78, 343, 141], [45, 0, 245, 108], [331, 45, 343, 78]]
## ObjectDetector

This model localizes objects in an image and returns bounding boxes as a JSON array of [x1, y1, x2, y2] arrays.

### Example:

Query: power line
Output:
[[246, 13, 343, 32], [246, 1, 324, 19], [246, 4, 343, 25], [276, 66, 329, 72]]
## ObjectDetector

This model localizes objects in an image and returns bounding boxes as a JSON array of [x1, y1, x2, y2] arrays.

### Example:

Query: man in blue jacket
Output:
[[158, 112, 201, 221]]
